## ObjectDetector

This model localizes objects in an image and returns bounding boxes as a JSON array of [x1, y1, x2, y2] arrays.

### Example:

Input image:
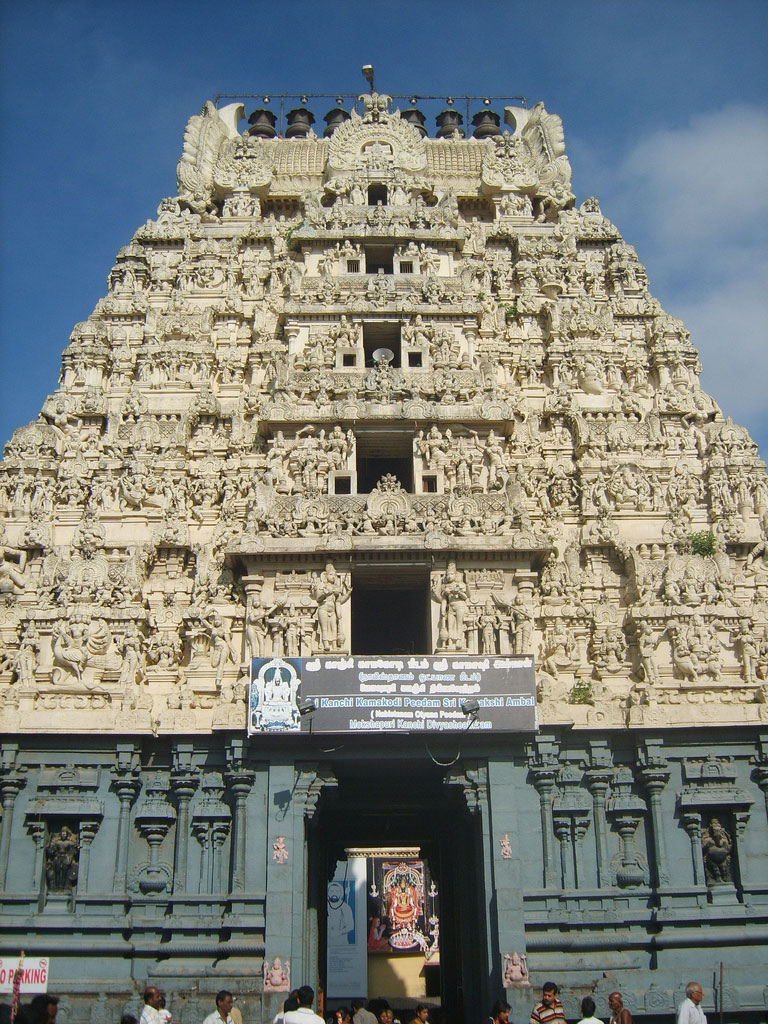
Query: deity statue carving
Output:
[[701, 817, 733, 884], [309, 563, 350, 652], [262, 956, 291, 993], [46, 825, 80, 891], [0, 528, 28, 595], [502, 951, 530, 987], [13, 622, 41, 687], [202, 609, 238, 684], [118, 623, 147, 689], [434, 562, 470, 652], [477, 599, 504, 655]]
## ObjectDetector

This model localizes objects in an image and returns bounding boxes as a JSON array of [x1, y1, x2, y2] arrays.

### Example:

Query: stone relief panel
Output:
[[1, 92, 767, 735]]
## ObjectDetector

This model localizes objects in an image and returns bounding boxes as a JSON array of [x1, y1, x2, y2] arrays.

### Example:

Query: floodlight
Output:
[[298, 698, 317, 717], [461, 698, 480, 717]]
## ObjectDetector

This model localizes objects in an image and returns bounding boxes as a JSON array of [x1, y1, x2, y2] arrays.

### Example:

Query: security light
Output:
[[298, 698, 317, 716], [461, 698, 480, 717]]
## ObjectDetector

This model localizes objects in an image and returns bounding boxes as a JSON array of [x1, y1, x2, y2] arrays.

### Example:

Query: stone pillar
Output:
[[77, 819, 100, 895], [0, 774, 26, 889], [192, 821, 210, 894], [212, 821, 230, 893], [486, 759, 528, 996], [133, 777, 176, 896], [264, 762, 299, 984], [751, 736, 768, 823], [573, 816, 591, 889], [111, 747, 141, 893], [681, 811, 706, 887], [225, 738, 254, 894], [227, 772, 254, 892], [445, 761, 495, 1016], [192, 775, 231, 895], [638, 752, 671, 887], [585, 768, 613, 888], [28, 821, 46, 893], [463, 320, 478, 366], [527, 751, 559, 889], [553, 815, 574, 889], [171, 770, 199, 894]]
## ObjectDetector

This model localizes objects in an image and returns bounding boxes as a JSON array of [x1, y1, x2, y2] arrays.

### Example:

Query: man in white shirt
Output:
[[576, 997, 602, 1024], [140, 989, 163, 1024], [203, 992, 234, 1024], [677, 983, 707, 1024], [284, 986, 325, 1024]]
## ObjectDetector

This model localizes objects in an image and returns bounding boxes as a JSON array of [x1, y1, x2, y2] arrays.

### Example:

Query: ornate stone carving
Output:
[[0, 90, 764, 738], [45, 825, 79, 891], [327, 93, 427, 174], [176, 101, 244, 212]]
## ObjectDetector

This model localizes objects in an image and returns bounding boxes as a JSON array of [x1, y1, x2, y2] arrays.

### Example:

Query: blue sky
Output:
[[1, 0, 767, 459]]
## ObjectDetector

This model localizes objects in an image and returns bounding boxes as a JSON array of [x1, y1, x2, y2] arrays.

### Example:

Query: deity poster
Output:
[[367, 856, 439, 958]]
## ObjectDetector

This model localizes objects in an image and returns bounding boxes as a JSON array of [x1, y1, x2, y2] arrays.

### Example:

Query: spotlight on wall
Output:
[[298, 698, 318, 717], [461, 698, 480, 718]]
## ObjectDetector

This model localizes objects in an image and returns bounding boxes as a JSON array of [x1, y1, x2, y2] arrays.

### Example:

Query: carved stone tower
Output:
[[1, 92, 767, 1021]]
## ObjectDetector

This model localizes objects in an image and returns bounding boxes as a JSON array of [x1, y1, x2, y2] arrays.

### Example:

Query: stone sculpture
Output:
[[0, 89, 764, 735], [45, 825, 79, 891]]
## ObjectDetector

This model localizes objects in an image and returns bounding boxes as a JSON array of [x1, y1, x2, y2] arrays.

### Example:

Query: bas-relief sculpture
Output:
[[0, 92, 767, 736], [0, 89, 766, 1022]]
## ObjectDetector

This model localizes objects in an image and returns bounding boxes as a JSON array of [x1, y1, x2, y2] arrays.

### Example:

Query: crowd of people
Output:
[[2, 979, 709, 1024]]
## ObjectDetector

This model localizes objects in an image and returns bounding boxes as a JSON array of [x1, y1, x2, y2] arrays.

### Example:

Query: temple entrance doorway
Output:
[[308, 757, 485, 1024], [350, 565, 430, 655]]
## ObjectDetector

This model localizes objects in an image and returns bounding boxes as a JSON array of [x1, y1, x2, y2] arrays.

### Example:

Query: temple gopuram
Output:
[[1, 88, 767, 1023]]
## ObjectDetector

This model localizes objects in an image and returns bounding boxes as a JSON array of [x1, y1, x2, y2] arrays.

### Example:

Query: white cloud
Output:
[[620, 105, 768, 251], [584, 105, 768, 459]]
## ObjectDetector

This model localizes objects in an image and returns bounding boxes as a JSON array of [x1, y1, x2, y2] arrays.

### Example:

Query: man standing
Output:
[[677, 983, 707, 1024], [530, 983, 566, 1024], [203, 993, 234, 1024], [608, 992, 632, 1024], [284, 987, 324, 1024], [576, 998, 602, 1024], [140, 989, 163, 1024], [351, 1000, 376, 1024]]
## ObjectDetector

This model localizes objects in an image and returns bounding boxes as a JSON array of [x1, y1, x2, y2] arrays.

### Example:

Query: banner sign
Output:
[[0, 958, 49, 994], [326, 857, 368, 997], [248, 655, 536, 735]]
